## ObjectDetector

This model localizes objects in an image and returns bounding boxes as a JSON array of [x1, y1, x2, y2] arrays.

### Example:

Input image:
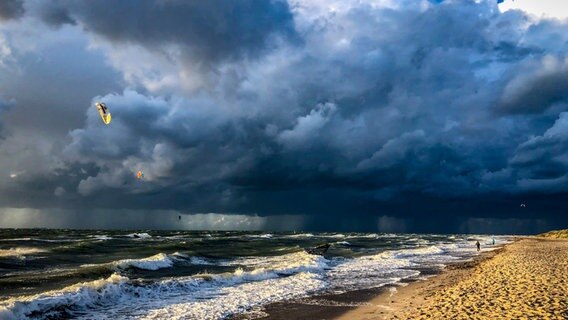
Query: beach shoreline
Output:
[[241, 241, 507, 320], [388, 237, 568, 319], [335, 244, 507, 320], [252, 237, 568, 319]]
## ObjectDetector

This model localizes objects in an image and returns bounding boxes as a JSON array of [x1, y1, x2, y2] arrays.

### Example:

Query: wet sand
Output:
[[254, 238, 567, 319]]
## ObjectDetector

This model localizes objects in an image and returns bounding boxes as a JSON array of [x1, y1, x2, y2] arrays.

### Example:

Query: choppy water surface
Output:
[[0, 229, 508, 319]]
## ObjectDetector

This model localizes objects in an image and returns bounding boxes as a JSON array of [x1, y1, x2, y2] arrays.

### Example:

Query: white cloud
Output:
[[499, 0, 568, 20], [278, 102, 337, 149], [0, 34, 13, 68]]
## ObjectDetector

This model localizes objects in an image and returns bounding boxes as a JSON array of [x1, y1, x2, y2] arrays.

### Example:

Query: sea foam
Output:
[[0, 273, 129, 320]]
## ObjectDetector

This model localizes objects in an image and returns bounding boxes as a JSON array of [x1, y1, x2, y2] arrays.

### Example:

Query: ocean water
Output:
[[0, 229, 508, 320]]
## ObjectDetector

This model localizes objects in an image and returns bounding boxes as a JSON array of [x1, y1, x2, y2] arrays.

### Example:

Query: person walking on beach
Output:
[[476, 241, 480, 252]]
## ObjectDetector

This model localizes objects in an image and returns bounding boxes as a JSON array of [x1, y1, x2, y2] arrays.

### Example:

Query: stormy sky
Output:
[[0, 0, 567, 234]]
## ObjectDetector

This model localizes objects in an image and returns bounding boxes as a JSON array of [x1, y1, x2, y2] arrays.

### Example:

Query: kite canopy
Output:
[[136, 171, 144, 180], [96, 102, 111, 125]]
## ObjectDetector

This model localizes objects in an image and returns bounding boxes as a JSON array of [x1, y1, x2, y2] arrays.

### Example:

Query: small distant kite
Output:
[[520, 203, 526, 208], [96, 102, 111, 125], [136, 171, 144, 180]]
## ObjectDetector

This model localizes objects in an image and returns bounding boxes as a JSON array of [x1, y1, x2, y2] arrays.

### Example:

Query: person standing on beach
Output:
[[476, 241, 481, 252]]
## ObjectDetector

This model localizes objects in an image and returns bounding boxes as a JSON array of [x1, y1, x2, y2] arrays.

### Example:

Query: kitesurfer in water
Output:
[[476, 241, 480, 252], [305, 243, 331, 255]]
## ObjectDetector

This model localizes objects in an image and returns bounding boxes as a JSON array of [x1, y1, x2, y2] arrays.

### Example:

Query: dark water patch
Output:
[[0, 264, 114, 298]]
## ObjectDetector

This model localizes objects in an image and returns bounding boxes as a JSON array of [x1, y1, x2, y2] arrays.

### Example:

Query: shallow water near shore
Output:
[[0, 229, 508, 320]]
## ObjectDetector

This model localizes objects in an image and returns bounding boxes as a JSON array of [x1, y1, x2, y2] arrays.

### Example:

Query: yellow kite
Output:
[[96, 102, 111, 125]]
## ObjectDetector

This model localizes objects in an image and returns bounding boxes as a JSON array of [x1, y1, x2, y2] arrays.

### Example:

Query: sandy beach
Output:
[[336, 238, 568, 320]]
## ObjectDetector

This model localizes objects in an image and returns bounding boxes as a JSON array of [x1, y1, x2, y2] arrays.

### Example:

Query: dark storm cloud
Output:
[[0, 10, 122, 207], [38, 0, 297, 64], [498, 57, 568, 114], [509, 112, 568, 192], [38, 3, 74, 27], [52, 1, 568, 222], [0, 39, 121, 136], [0, 96, 14, 134], [0, 0, 24, 21], [1, 0, 568, 232]]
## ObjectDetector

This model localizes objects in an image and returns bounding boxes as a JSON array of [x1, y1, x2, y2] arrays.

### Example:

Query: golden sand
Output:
[[337, 239, 568, 320], [540, 229, 568, 239]]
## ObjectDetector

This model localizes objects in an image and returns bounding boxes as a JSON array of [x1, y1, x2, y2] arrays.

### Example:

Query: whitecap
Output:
[[0, 274, 129, 320], [114, 253, 174, 271], [81, 253, 175, 271], [126, 232, 152, 239], [90, 235, 113, 241], [0, 247, 46, 258], [247, 234, 273, 239], [285, 233, 314, 238]]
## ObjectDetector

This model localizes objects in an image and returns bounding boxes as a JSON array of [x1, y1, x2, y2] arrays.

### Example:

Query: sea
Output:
[[0, 229, 509, 320]]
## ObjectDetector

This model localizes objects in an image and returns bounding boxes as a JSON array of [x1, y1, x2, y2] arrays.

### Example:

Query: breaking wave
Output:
[[285, 233, 314, 238], [126, 233, 152, 239], [0, 252, 329, 320], [113, 253, 174, 271], [0, 274, 130, 320]]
